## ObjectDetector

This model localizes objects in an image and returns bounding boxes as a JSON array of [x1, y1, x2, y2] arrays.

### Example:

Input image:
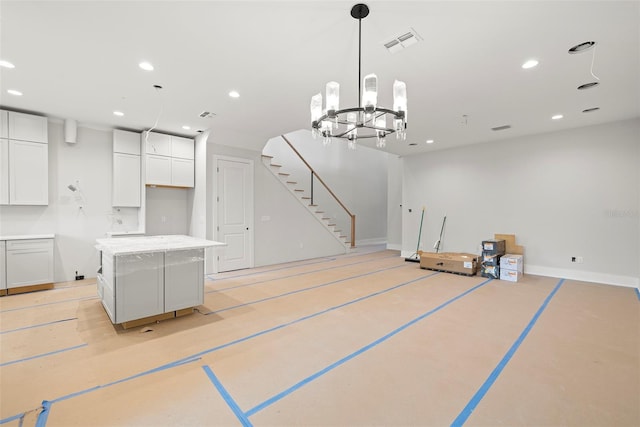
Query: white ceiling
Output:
[[1, 1, 638, 156]]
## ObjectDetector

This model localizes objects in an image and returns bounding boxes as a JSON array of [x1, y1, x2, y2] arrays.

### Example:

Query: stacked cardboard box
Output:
[[480, 239, 505, 279], [500, 254, 524, 282]]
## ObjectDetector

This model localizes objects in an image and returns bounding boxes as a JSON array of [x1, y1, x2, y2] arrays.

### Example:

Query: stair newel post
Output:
[[351, 214, 356, 248], [310, 171, 314, 206]]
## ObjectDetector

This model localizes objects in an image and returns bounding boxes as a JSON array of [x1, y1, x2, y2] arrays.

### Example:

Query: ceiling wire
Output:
[[145, 85, 164, 151]]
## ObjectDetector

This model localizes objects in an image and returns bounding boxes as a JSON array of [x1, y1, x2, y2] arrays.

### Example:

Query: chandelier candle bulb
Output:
[[325, 82, 340, 116], [362, 73, 378, 112]]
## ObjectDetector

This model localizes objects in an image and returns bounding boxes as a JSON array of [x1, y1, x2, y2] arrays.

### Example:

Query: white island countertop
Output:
[[0, 234, 55, 241], [96, 235, 226, 256]]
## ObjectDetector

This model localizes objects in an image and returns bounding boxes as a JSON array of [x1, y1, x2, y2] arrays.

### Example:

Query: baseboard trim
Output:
[[525, 265, 639, 288], [355, 238, 387, 246]]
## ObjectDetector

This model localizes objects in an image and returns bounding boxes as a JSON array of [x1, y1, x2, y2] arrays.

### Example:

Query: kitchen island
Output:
[[95, 235, 225, 327]]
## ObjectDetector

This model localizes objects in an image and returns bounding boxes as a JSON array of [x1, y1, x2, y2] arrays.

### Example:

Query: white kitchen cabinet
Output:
[[114, 252, 165, 323], [146, 154, 172, 186], [113, 152, 141, 207], [8, 111, 48, 143], [0, 111, 7, 138], [144, 131, 171, 156], [144, 132, 194, 188], [171, 158, 195, 188], [0, 241, 6, 291], [171, 136, 194, 160], [164, 248, 204, 311], [6, 238, 54, 288], [9, 140, 48, 205], [113, 129, 141, 155], [0, 139, 8, 205]]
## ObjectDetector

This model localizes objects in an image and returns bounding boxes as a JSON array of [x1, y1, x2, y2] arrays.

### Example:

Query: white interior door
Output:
[[216, 156, 253, 272]]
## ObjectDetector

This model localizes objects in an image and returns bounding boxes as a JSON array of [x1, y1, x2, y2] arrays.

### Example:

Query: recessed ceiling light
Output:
[[582, 107, 600, 113], [139, 61, 154, 71], [0, 60, 15, 69], [552, 114, 563, 120], [568, 41, 596, 54], [578, 82, 599, 90], [113, 111, 124, 117], [522, 59, 539, 69], [7, 89, 22, 96], [182, 125, 191, 130], [229, 90, 240, 98], [426, 139, 434, 144]]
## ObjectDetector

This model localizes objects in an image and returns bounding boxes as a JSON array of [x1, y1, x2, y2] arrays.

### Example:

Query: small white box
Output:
[[500, 269, 522, 282], [500, 254, 523, 272]]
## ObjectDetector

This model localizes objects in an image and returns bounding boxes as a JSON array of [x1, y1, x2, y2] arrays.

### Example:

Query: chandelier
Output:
[[310, 3, 407, 149]]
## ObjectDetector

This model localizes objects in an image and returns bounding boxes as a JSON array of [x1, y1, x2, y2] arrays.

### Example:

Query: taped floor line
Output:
[[203, 365, 253, 427], [0, 317, 77, 335], [244, 278, 494, 417], [635, 287, 640, 301], [450, 278, 566, 426], [8, 271, 443, 425], [0, 343, 88, 368], [205, 263, 408, 315], [0, 296, 98, 314], [206, 253, 400, 293]]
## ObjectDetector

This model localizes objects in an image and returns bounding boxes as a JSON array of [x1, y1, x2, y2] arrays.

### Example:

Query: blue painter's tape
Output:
[[245, 278, 493, 417], [34, 401, 51, 427], [450, 278, 565, 427], [206, 254, 399, 293], [0, 412, 24, 425], [0, 296, 98, 314], [0, 343, 87, 367], [207, 263, 407, 314], [202, 365, 253, 427], [635, 287, 640, 301], [17, 270, 440, 416], [0, 318, 77, 335]]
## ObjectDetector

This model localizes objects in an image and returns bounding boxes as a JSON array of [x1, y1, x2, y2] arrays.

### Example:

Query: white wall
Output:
[[145, 187, 188, 235], [401, 118, 640, 287], [387, 155, 403, 250], [263, 129, 390, 245]]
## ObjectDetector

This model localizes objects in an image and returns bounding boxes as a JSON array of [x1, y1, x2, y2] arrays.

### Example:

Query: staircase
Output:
[[261, 153, 351, 248]]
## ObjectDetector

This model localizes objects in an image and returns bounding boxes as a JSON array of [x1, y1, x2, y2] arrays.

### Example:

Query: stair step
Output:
[[302, 197, 311, 200], [294, 189, 304, 192], [278, 173, 290, 176], [270, 163, 282, 168], [261, 155, 274, 159], [316, 211, 324, 214], [286, 181, 297, 184], [322, 217, 330, 221], [309, 204, 318, 207], [328, 224, 336, 227]]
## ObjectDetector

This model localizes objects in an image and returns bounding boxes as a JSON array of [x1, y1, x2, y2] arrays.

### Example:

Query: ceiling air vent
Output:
[[384, 28, 421, 54], [491, 125, 512, 131], [199, 111, 216, 119]]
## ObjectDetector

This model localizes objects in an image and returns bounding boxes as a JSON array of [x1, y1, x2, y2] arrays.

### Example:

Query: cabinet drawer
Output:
[[6, 238, 53, 251]]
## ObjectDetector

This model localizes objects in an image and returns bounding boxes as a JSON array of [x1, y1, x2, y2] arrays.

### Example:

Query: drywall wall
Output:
[[387, 155, 403, 251], [145, 187, 189, 235], [401, 118, 640, 286], [263, 129, 390, 245]]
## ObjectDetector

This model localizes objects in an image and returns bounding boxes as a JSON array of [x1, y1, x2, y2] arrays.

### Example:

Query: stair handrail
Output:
[[280, 135, 356, 247]]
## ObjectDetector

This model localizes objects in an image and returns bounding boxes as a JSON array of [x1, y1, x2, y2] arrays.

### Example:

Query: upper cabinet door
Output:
[[0, 111, 8, 139], [171, 136, 194, 160], [144, 131, 171, 156], [9, 140, 48, 205], [8, 111, 48, 143], [113, 129, 141, 155]]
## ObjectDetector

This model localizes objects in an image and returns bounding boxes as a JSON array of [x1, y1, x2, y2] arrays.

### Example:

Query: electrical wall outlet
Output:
[[571, 256, 584, 264]]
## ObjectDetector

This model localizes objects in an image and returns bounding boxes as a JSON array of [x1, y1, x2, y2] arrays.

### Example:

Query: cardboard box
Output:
[[420, 252, 478, 276], [481, 265, 500, 279], [482, 239, 506, 256], [500, 254, 523, 272], [500, 268, 522, 282], [481, 253, 501, 266]]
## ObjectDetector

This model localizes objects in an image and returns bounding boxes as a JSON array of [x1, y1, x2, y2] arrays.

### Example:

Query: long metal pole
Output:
[[358, 16, 361, 109]]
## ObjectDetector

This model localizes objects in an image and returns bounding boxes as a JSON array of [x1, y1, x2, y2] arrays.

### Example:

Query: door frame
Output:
[[212, 154, 254, 273]]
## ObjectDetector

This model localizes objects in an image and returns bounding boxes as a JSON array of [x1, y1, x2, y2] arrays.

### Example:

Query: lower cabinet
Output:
[[99, 248, 204, 324], [5, 239, 54, 288], [0, 241, 6, 291]]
